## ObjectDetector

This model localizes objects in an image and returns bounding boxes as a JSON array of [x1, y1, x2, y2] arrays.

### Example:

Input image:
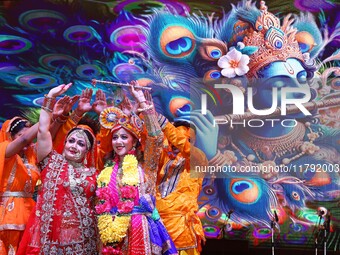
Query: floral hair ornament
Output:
[[99, 106, 143, 139], [217, 46, 250, 78]]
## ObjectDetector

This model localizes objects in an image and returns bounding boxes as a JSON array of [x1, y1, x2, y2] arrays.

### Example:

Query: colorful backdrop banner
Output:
[[0, 0, 339, 251]]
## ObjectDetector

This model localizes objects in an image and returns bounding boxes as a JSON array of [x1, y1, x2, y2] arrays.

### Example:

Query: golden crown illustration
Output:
[[237, 1, 304, 78]]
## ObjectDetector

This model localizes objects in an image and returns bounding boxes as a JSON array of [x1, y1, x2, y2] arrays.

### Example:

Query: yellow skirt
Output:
[[179, 248, 200, 255]]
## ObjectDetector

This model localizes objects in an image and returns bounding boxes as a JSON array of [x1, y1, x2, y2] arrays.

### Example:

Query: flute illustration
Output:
[[91, 79, 152, 91]]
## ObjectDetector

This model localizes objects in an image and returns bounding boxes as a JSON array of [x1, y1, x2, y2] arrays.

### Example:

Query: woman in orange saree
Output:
[[0, 117, 40, 254]]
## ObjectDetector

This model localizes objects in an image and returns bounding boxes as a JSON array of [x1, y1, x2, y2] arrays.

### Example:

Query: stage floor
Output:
[[201, 239, 340, 255]]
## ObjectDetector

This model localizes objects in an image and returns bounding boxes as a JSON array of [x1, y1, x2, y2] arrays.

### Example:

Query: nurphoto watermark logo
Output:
[[200, 82, 312, 128]]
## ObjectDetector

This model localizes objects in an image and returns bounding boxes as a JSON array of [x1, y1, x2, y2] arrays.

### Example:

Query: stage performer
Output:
[[156, 118, 207, 255], [0, 117, 40, 254], [96, 81, 178, 255], [17, 83, 100, 255]]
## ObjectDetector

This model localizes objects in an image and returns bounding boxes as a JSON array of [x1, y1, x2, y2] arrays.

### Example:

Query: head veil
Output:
[[0, 116, 26, 142], [64, 124, 97, 168], [0, 117, 36, 185]]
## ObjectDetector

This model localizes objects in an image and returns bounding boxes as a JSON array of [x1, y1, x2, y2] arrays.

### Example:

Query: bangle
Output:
[[157, 114, 168, 130], [41, 106, 53, 113], [70, 110, 83, 124], [42, 95, 56, 113], [54, 116, 67, 124], [137, 104, 154, 113]]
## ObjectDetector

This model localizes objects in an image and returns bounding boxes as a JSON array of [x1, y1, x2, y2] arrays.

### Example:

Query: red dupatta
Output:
[[19, 151, 99, 255]]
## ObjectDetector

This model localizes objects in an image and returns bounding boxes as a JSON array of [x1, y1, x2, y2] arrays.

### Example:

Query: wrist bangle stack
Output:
[[42, 95, 56, 113], [41, 106, 52, 113], [137, 104, 154, 113], [54, 113, 68, 124], [157, 114, 168, 130], [70, 110, 83, 124]]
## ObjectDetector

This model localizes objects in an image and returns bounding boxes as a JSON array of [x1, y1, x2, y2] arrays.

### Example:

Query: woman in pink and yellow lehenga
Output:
[[96, 82, 178, 255]]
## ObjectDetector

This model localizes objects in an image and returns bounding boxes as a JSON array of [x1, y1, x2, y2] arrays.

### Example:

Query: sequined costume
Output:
[[0, 117, 40, 254], [17, 150, 99, 255]]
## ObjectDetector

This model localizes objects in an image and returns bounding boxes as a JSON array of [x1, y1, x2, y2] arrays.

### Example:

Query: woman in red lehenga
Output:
[[18, 83, 100, 255]]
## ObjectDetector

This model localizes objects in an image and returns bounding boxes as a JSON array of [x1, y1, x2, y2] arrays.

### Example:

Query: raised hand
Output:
[[77, 88, 93, 115], [129, 80, 146, 103], [38, 82, 73, 161], [53, 95, 80, 121], [47, 83, 72, 98], [119, 96, 138, 116], [67, 95, 80, 113], [145, 90, 154, 105], [92, 89, 107, 115], [53, 96, 71, 119]]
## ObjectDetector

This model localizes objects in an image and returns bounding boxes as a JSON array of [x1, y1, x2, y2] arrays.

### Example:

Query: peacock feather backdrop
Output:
[[0, 0, 339, 251]]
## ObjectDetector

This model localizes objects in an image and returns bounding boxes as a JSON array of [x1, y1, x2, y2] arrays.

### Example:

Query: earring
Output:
[[84, 157, 88, 165]]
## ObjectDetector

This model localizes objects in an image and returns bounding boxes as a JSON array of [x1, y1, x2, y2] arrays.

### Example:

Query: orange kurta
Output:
[[0, 119, 40, 254], [156, 122, 207, 252]]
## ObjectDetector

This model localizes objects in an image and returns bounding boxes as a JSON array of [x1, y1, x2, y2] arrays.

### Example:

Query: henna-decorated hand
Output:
[[119, 96, 138, 116], [92, 89, 107, 115], [76, 88, 93, 115], [53, 96, 70, 119], [129, 80, 146, 103], [52, 95, 80, 121], [65, 95, 80, 114]]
